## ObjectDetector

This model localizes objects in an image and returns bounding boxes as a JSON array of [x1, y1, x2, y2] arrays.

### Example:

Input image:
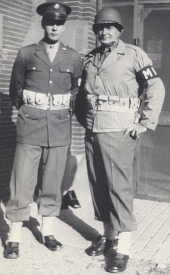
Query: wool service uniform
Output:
[[6, 34, 82, 222], [4, 1, 84, 260]]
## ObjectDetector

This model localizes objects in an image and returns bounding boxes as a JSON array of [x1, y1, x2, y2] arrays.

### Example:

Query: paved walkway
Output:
[[1, 154, 170, 274]]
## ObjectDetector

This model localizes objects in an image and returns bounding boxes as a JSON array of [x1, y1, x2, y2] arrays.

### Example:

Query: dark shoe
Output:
[[85, 236, 116, 256], [68, 190, 81, 208], [61, 190, 81, 209], [44, 235, 63, 251], [106, 253, 129, 273], [4, 242, 19, 259], [61, 194, 69, 210]]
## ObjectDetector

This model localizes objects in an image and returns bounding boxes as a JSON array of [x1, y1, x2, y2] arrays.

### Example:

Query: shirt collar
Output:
[[99, 39, 125, 54], [44, 42, 59, 52]]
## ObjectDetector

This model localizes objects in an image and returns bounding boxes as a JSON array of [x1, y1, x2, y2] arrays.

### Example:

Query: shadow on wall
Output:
[[0, 93, 16, 204], [0, 94, 15, 245]]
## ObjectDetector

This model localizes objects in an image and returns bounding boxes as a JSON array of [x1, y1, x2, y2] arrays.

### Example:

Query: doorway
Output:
[[138, 6, 170, 202]]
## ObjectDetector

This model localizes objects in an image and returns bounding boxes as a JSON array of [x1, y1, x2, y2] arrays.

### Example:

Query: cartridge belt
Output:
[[23, 89, 71, 110], [87, 95, 140, 113]]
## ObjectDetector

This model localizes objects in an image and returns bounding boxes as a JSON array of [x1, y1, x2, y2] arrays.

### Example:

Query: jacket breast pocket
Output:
[[26, 64, 42, 81], [59, 65, 73, 89]]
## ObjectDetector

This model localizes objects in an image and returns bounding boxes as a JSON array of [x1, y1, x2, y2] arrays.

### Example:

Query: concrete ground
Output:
[[1, 154, 170, 274]]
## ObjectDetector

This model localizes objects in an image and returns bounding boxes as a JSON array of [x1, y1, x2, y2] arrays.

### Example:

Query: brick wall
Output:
[[62, 0, 97, 155], [0, 0, 32, 201], [64, 0, 97, 53]]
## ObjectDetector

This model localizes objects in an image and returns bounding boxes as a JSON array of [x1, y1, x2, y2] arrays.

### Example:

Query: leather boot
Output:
[[106, 253, 129, 273], [61, 190, 81, 209], [4, 242, 19, 259], [44, 235, 63, 251], [85, 236, 117, 256]]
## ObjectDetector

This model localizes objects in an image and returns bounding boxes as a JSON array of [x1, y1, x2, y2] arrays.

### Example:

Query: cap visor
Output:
[[43, 13, 66, 21]]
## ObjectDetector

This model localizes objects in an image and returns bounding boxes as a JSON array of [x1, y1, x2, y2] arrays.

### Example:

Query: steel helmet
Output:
[[93, 7, 124, 33]]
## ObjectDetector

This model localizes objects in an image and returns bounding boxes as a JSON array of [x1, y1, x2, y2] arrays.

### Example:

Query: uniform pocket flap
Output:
[[26, 64, 42, 72], [59, 109, 70, 120], [59, 65, 73, 73]]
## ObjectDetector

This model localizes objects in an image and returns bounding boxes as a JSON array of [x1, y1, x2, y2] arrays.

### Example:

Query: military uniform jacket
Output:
[[10, 41, 82, 147], [77, 39, 165, 132]]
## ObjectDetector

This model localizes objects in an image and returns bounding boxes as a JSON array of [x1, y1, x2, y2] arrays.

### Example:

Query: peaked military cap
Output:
[[36, 1, 71, 21]]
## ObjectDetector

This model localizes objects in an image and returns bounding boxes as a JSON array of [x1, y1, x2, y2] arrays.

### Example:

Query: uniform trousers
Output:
[[6, 143, 69, 222], [85, 130, 137, 232]]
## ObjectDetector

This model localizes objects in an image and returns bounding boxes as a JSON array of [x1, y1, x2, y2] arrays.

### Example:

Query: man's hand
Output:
[[123, 123, 147, 138]]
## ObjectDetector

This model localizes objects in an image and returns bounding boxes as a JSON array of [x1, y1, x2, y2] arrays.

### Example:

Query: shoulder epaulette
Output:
[[125, 43, 141, 52], [64, 44, 78, 54], [21, 43, 38, 50]]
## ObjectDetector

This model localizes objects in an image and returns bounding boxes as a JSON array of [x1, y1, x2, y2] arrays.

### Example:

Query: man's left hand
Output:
[[123, 123, 147, 139]]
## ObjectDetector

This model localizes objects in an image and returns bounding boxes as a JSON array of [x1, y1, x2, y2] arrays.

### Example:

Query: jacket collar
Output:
[[86, 39, 125, 71], [34, 40, 68, 66]]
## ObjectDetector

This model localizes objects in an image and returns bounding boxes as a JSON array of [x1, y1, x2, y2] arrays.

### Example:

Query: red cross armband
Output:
[[136, 65, 158, 84]]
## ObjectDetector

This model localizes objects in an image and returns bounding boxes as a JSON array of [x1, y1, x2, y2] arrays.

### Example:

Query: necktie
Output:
[[100, 47, 111, 64], [48, 45, 56, 63]]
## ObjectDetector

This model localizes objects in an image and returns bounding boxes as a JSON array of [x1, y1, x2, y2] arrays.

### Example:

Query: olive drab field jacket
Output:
[[10, 41, 82, 147], [77, 39, 165, 132]]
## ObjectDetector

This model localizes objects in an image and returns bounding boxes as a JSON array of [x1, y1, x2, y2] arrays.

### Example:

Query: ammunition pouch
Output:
[[23, 89, 71, 110]]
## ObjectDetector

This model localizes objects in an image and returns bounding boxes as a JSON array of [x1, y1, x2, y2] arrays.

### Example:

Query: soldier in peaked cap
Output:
[[75, 7, 165, 273], [4, 1, 82, 259]]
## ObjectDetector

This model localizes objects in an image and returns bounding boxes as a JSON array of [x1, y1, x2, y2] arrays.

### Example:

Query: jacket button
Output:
[[50, 68, 53, 72], [49, 80, 53, 84]]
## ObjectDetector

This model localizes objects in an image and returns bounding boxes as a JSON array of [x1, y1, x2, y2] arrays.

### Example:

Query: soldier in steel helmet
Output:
[[4, 1, 82, 259], [75, 7, 165, 273]]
